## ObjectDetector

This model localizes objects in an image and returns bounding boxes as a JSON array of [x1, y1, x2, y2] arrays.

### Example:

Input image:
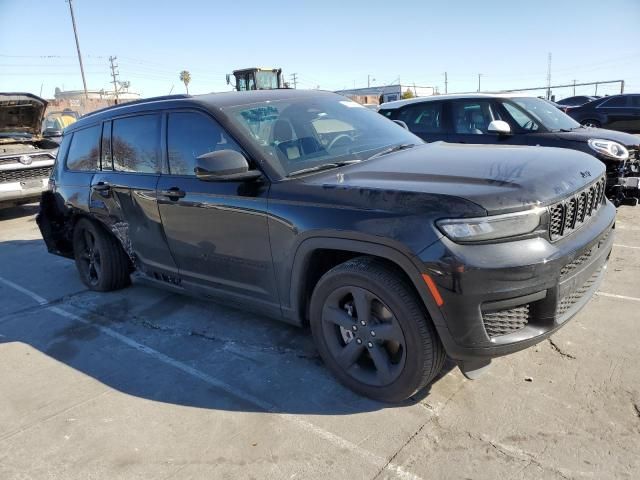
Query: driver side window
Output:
[[451, 101, 496, 134], [503, 103, 539, 131], [167, 112, 243, 176]]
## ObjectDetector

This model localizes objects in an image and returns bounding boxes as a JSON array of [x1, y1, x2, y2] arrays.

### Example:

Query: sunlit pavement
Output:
[[0, 203, 638, 479]]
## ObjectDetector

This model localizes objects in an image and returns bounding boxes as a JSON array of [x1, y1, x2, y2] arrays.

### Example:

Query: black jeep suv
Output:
[[38, 90, 615, 402]]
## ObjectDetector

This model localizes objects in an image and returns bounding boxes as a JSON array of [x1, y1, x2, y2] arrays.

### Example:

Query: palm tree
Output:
[[179, 70, 191, 94]]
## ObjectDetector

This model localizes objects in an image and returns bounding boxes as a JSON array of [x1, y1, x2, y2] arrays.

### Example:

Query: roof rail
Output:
[[80, 94, 191, 119]]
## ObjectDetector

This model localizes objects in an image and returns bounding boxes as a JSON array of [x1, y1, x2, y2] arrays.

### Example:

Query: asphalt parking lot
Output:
[[0, 204, 638, 480]]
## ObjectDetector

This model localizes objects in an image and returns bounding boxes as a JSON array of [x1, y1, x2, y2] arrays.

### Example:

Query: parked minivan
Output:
[[38, 90, 615, 401]]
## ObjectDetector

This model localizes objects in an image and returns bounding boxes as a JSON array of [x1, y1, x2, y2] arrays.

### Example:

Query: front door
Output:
[[446, 99, 512, 145], [89, 114, 178, 276], [156, 110, 279, 313]]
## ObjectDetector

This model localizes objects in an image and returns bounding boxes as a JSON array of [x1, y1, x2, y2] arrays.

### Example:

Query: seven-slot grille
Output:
[[549, 176, 606, 241], [0, 166, 53, 184]]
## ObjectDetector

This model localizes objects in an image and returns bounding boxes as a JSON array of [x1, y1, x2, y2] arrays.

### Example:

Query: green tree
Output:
[[401, 88, 415, 100], [179, 70, 191, 94]]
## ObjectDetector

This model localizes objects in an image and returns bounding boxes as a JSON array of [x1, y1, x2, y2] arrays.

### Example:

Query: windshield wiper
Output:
[[287, 160, 361, 177], [368, 143, 416, 160]]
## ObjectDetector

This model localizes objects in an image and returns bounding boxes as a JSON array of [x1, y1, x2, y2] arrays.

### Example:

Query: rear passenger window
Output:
[[167, 112, 242, 176], [112, 114, 161, 173], [397, 103, 443, 133], [600, 96, 628, 108], [66, 125, 101, 171]]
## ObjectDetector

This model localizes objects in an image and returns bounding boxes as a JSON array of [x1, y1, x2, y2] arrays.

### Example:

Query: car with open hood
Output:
[[0, 93, 59, 208], [37, 90, 615, 402], [379, 94, 640, 205]]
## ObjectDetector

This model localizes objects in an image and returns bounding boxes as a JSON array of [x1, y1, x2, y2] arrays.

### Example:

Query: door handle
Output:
[[92, 181, 111, 192], [160, 187, 186, 199]]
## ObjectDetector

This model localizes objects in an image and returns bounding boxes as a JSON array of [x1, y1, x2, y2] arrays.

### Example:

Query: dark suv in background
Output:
[[565, 94, 640, 132], [379, 94, 640, 205], [38, 90, 615, 402]]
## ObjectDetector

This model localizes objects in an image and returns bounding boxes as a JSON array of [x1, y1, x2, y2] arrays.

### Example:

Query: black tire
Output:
[[309, 256, 445, 402], [581, 119, 601, 128], [73, 218, 131, 292]]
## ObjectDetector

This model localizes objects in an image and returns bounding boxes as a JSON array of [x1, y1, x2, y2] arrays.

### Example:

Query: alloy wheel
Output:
[[320, 285, 406, 387]]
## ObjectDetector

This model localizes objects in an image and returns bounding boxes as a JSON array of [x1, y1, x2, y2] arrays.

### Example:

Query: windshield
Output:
[[255, 71, 279, 90], [225, 95, 421, 177], [502, 97, 580, 132]]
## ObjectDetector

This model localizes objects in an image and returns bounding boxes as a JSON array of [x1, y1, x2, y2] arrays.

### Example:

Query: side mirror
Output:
[[392, 120, 409, 130], [43, 128, 62, 138], [195, 150, 261, 182], [487, 120, 511, 135]]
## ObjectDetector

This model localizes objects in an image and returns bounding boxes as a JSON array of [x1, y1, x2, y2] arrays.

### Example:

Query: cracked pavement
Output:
[[0, 204, 639, 479]]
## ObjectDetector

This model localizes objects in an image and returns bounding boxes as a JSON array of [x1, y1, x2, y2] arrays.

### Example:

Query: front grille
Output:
[[0, 166, 53, 184], [549, 177, 606, 241], [560, 228, 611, 278], [0, 153, 55, 166], [556, 267, 602, 317], [483, 305, 530, 337]]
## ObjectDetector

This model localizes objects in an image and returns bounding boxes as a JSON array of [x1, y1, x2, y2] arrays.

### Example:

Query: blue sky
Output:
[[1, 0, 639, 99]]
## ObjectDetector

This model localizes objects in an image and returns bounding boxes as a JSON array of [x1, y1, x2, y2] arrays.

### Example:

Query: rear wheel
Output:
[[73, 218, 131, 291], [581, 119, 601, 128], [310, 257, 445, 402]]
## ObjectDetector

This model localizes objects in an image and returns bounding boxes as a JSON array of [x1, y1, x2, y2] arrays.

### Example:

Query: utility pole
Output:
[[109, 56, 120, 104], [546, 52, 552, 100], [444, 72, 448, 94], [477, 73, 482, 92], [290, 73, 298, 89], [66, 0, 88, 99], [572, 79, 577, 96]]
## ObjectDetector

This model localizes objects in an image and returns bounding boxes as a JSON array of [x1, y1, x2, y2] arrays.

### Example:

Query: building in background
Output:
[[46, 88, 142, 116], [334, 84, 435, 105]]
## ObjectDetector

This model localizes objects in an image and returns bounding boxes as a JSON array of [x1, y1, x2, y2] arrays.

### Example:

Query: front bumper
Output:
[[419, 200, 616, 361], [0, 178, 48, 206]]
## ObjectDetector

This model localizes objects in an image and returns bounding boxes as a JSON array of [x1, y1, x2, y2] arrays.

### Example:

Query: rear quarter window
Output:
[[65, 125, 101, 171]]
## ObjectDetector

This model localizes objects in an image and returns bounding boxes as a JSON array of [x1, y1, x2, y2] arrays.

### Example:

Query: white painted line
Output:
[[0, 276, 422, 480], [616, 225, 640, 232], [0, 276, 48, 305], [596, 292, 640, 303], [613, 244, 640, 250]]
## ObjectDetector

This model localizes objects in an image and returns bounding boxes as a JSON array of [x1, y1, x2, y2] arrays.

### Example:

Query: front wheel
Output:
[[309, 257, 445, 402]]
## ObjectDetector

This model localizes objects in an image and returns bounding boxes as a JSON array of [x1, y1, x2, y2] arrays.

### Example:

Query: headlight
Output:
[[437, 208, 544, 243], [587, 138, 629, 161]]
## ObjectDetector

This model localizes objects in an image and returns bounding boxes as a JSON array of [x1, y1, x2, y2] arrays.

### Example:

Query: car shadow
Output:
[[0, 239, 458, 415]]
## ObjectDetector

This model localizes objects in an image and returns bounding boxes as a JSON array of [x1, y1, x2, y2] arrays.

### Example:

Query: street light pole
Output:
[[66, 0, 88, 99], [477, 73, 482, 92]]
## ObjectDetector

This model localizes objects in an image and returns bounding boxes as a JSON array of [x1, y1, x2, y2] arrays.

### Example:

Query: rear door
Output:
[[156, 110, 279, 312], [89, 113, 178, 276], [596, 96, 634, 131]]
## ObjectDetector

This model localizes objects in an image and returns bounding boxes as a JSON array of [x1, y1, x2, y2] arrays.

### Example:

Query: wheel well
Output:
[[297, 249, 424, 325], [71, 215, 135, 270]]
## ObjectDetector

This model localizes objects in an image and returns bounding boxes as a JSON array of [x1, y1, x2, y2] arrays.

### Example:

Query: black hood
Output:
[[552, 127, 640, 148], [304, 142, 606, 215], [0, 93, 48, 136]]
